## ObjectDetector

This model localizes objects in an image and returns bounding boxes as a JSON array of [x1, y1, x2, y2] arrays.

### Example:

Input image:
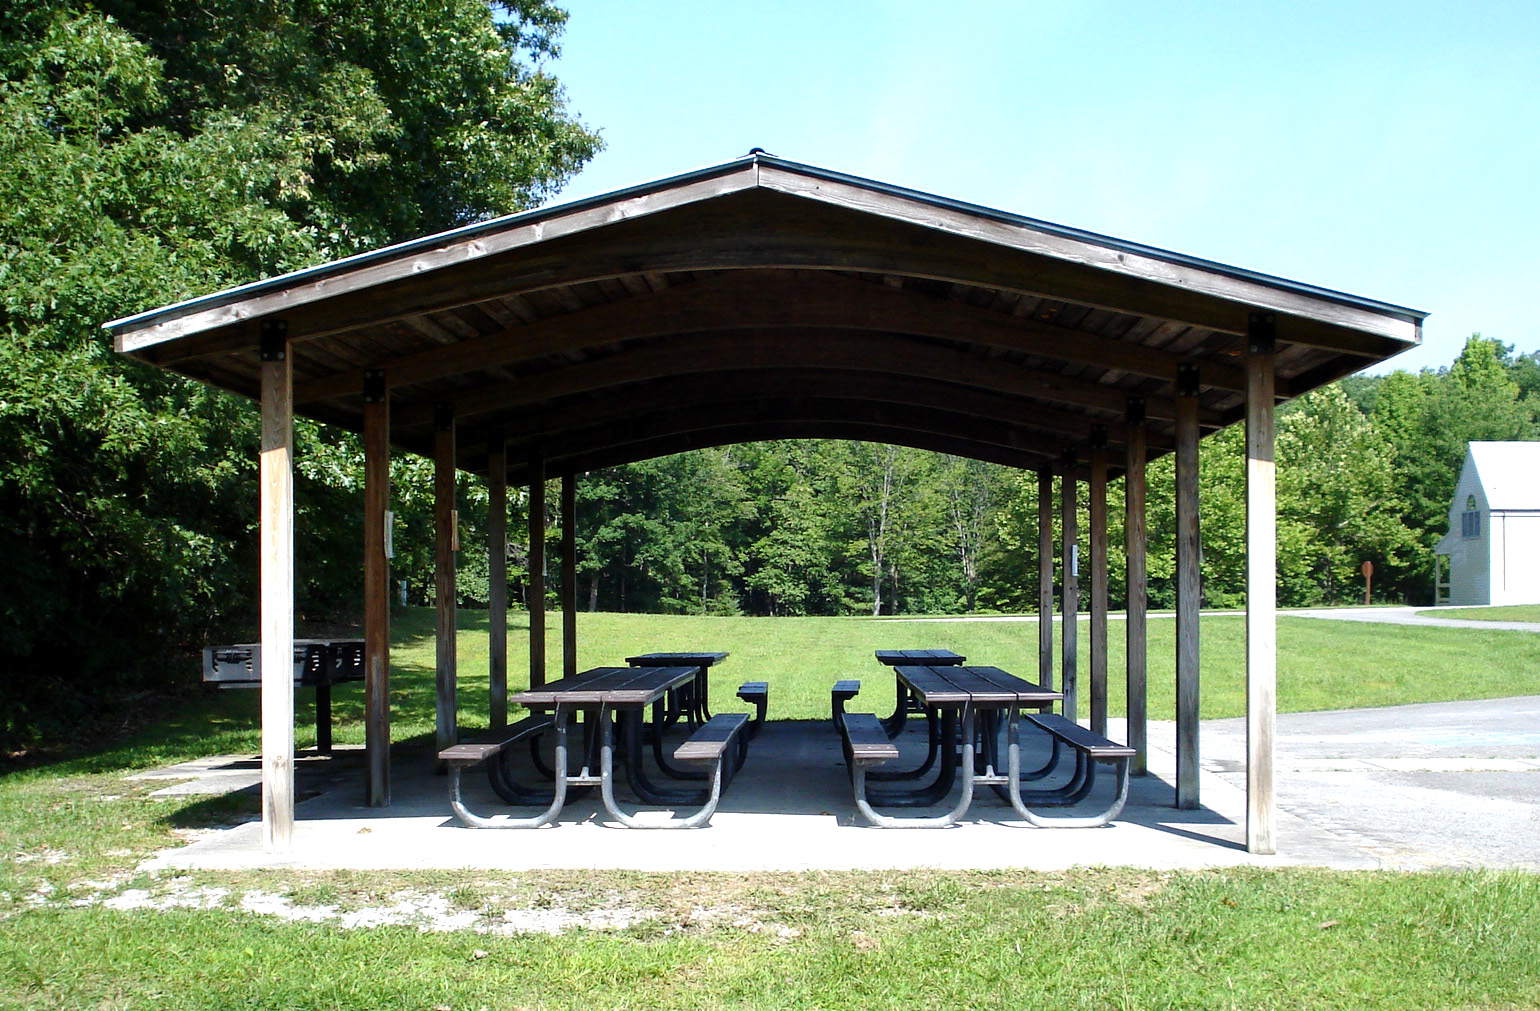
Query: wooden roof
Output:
[[107, 153, 1425, 480]]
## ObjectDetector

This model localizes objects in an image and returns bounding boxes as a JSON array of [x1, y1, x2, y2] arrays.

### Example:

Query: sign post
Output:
[[1361, 560, 1374, 606]]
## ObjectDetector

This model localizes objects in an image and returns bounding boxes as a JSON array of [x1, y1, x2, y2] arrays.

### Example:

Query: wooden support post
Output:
[[1060, 450, 1079, 722], [487, 432, 508, 729], [258, 320, 294, 852], [1246, 316, 1278, 854], [362, 371, 391, 807], [1124, 401, 1149, 776], [434, 405, 458, 762], [561, 471, 578, 678], [1175, 364, 1202, 810], [528, 452, 547, 688], [1088, 431, 1109, 737], [1037, 467, 1054, 690]]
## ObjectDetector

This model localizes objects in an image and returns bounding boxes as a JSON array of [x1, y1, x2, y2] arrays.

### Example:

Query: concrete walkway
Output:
[[1286, 604, 1540, 632], [136, 695, 1540, 874]]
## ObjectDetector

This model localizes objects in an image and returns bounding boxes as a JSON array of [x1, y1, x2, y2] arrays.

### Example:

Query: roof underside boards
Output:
[[107, 154, 1425, 479]]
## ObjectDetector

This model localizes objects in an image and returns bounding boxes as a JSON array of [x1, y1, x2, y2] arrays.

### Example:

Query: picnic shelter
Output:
[[105, 152, 1426, 855]]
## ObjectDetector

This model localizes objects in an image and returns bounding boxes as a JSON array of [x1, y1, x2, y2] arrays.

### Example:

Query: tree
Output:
[[0, 1, 599, 748]]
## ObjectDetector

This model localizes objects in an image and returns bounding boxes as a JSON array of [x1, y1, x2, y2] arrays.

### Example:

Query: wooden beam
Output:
[[1124, 403, 1149, 776], [457, 370, 1177, 453], [434, 405, 458, 761], [1246, 317, 1278, 854], [259, 322, 295, 852], [1037, 467, 1054, 690], [1088, 437, 1109, 736], [1060, 455, 1079, 722], [1175, 365, 1202, 810], [487, 432, 508, 729], [510, 421, 1051, 480], [362, 371, 391, 807], [391, 330, 1221, 430], [291, 268, 1250, 403], [527, 452, 547, 688], [505, 397, 1070, 474], [561, 472, 578, 678]]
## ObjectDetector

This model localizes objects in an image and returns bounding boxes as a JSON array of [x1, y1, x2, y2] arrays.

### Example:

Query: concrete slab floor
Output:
[[139, 716, 1390, 874]]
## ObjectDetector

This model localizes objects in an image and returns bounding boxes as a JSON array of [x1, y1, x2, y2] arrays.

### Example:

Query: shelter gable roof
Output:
[[105, 153, 1427, 476]]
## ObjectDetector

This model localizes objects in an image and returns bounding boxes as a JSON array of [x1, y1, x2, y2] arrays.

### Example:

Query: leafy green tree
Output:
[[0, 1, 598, 748]]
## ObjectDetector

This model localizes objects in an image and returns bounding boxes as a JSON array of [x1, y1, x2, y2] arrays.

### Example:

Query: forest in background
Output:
[[3, 3, 1537, 748]]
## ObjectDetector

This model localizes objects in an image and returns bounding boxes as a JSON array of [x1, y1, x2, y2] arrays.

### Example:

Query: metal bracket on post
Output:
[[259, 320, 287, 362], [1126, 398, 1146, 426], [362, 370, 386, 404], [1248, 312, 1277, 355], [434, 402, 454, 432], [1059, 447, 1077, 473], [1089, 425, 1108, 450], [1177, 362, 1200, 398]]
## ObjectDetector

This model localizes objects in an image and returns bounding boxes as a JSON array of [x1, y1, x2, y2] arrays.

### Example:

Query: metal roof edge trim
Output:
[[751, 154, 1428, 330], [103, 155, 763, 337]]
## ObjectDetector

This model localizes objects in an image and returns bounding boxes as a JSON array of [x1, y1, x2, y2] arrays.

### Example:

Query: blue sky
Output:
[[543, 1, 1539, 373]]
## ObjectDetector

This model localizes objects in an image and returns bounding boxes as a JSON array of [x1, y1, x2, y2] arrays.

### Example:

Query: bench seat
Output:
[[735, 682, 769, 737], [839, 712, 899, 763], [1009, 713, 1135, 828], [438, 715, 555, 768]]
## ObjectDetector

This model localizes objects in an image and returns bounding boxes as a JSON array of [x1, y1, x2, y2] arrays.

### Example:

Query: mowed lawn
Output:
[[294, 607, 1540, 749], [3, 609, 1539, 1010]]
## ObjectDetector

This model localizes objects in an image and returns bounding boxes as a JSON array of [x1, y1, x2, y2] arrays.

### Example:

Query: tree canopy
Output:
[[0, 0, 599, 747]]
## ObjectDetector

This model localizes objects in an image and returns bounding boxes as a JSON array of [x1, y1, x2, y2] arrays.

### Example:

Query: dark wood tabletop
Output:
[[512, 666, 699, 707], [874, 649, 965, 666], [892, 665, 1061, 707], [624, 652, 730, 667]]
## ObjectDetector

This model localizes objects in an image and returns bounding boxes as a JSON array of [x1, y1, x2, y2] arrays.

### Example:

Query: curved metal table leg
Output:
[[599, 707, 727, 829], [649, 697, 708, 781], [620, 707, 710, 806], [1004, 717, 1130, 827], [449, 714, 570, 828], [854, 708, 976, 828], [866, 709, 960, 806]]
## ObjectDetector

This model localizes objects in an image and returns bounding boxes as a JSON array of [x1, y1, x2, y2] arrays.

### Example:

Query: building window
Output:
[[1462, 495, 1481, 538]]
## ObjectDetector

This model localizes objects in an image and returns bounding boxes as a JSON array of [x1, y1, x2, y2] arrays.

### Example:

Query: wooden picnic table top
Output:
[[874, 649, 965, 666], [624, 651, 730, 667], [892, 665, 1061, 707], [512, 666, 700, 707]]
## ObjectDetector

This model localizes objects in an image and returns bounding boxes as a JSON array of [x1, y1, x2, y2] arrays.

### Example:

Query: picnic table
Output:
[[202, 639, 364, 754], [873, 649, 965, 736], [624, 651, 729, 728], [835, 664, 1131, 828], [440, 665, 752, 829]]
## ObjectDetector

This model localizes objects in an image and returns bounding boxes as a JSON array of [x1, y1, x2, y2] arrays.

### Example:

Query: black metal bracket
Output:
[[434, 403, 454, 432], [1059, 447, 1078, 472], [362, 370, 386, 404], [1176, 362, 1200, 397], [1248, 312, 1278, 355], [1125, 398, 1147, 425], [259, 320, 287, 362], [1089, 425, 1108, 450]]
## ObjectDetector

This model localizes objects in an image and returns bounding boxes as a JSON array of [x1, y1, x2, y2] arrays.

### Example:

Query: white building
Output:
[[1434, 442, 1540, 605]]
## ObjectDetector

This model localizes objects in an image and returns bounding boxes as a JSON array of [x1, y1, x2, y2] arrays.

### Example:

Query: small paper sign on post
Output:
[[1361, 560, 1374, 605]]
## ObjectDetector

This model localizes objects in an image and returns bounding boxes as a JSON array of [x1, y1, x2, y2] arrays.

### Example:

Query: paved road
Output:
[[1197, 696, 1540, 870]]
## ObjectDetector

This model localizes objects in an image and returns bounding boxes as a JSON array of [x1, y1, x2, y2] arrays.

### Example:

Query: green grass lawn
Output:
[[3, 609, 1539, 1010], [1419, 604, 1540, 622], [361, 607, 1540, 745]]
